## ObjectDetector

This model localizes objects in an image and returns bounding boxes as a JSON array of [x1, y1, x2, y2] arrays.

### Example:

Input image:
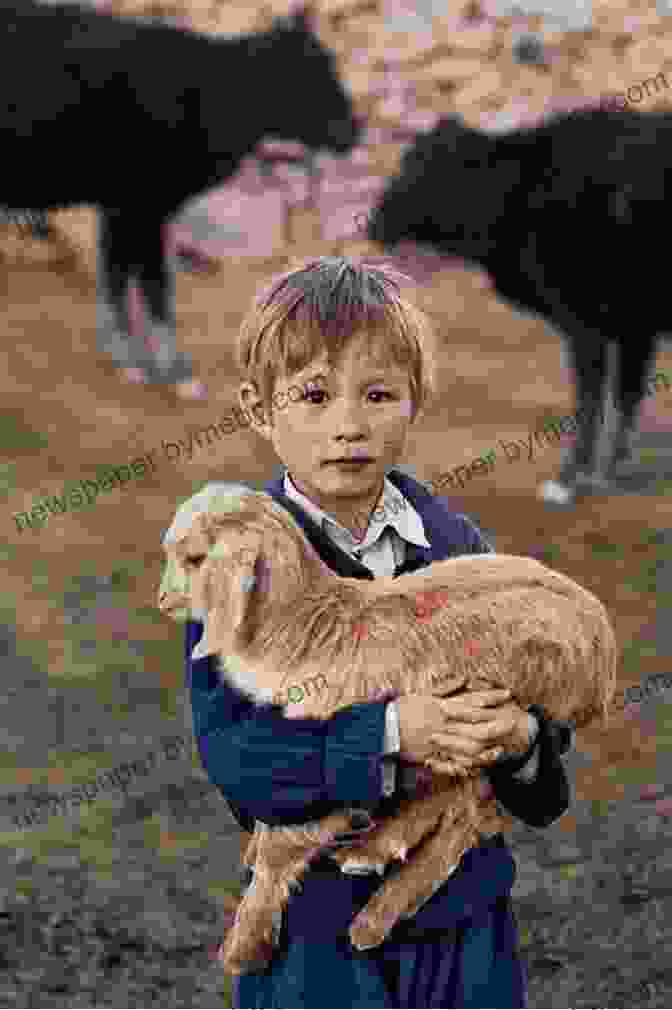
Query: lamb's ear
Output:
[[203, 542, 261, 652]]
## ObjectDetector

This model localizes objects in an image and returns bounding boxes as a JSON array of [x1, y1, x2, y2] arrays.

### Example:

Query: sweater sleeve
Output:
[[186, 621, 390, 828], [457, 513, 496, 555], [487, 711, 571, 828]]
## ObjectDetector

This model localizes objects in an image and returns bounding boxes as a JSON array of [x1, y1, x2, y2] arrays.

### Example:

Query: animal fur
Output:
[[0, 0, 359, 377], [158, 484, 617, 974], [368, 107, 672, 506]]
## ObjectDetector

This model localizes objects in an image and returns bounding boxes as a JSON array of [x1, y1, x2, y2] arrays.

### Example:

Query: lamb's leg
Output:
[[242, 827, 259, 868], [348, 808, 482, 952], [221, 810, 359, 975], [330, 778, 458, 875], [603, 333, 659, 479], [221, 861, 288, 976]]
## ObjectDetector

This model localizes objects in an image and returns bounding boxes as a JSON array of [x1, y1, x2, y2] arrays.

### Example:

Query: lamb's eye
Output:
[[185, 554, 207, 568]]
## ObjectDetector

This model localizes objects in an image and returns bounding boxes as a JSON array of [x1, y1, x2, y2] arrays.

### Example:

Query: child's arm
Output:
[[187, 619, 392, 828], [459, 513, 572, 828]]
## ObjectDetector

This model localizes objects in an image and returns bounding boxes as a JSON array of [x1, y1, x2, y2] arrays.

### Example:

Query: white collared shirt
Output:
[[282, 470, 431, 575]]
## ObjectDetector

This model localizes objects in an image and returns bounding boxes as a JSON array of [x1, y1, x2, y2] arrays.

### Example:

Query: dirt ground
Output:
[[1, 0, 672, 1001]]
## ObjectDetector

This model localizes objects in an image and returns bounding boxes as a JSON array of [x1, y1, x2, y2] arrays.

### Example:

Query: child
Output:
[[164, 256, 573, 1008]]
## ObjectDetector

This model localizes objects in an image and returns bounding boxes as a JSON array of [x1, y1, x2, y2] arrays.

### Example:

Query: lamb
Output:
[[0, 0, 360, 385], [158, 484, 617, 974], [367, 107, 672, 507]]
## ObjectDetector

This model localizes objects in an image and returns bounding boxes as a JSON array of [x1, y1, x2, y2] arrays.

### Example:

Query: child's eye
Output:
[[304, 389, 327, 404], [303, 390, 395, 404]]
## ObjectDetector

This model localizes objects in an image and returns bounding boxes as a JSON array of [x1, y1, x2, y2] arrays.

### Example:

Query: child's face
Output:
[[240, 334, 417, 524]]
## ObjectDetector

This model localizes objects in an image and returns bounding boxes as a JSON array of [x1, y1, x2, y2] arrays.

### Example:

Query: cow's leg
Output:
[[134, 220, 195, 385], [97, 209, 152, 369], [603, 333, 659, 478], [558, 333, 609, 485], [539, 323, 613, 505]]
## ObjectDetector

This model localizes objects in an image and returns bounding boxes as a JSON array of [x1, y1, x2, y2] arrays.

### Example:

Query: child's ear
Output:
[[238, 383, 273, 439]]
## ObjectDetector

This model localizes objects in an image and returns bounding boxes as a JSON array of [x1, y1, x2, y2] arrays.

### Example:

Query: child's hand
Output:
[[427, 694, 533, 774], [397, 681, 466, 763], [397, 682, 512, 766]]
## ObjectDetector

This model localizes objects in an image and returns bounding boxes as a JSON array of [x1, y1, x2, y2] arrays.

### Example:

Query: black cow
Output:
[[0, 1, 361, 385], [369, 108, 671, 505]]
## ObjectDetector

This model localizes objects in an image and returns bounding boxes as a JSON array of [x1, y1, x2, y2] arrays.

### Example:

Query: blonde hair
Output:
[[237, 256, 438, 423]]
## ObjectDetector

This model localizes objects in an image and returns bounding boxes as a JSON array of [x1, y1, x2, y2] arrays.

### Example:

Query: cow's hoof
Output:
[[121, 367, 149, 384], [141, 351, 194, 385], [574, 471, 613, 494], [603, 455, 640, 480], [538, 479, 576, 507]]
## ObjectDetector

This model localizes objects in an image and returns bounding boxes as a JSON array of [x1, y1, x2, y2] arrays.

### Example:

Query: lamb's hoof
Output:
[[221, 936, 274, 976], [349, 912, 395, 952], [222, 949, 273, 977]]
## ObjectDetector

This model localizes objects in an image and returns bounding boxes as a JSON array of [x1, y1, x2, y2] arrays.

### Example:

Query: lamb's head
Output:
[[158, 548, 192, 623], [158, 485, 331, 661]]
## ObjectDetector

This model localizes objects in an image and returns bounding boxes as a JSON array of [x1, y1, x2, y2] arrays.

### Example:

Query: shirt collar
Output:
[[282, 469, 431, 555]]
